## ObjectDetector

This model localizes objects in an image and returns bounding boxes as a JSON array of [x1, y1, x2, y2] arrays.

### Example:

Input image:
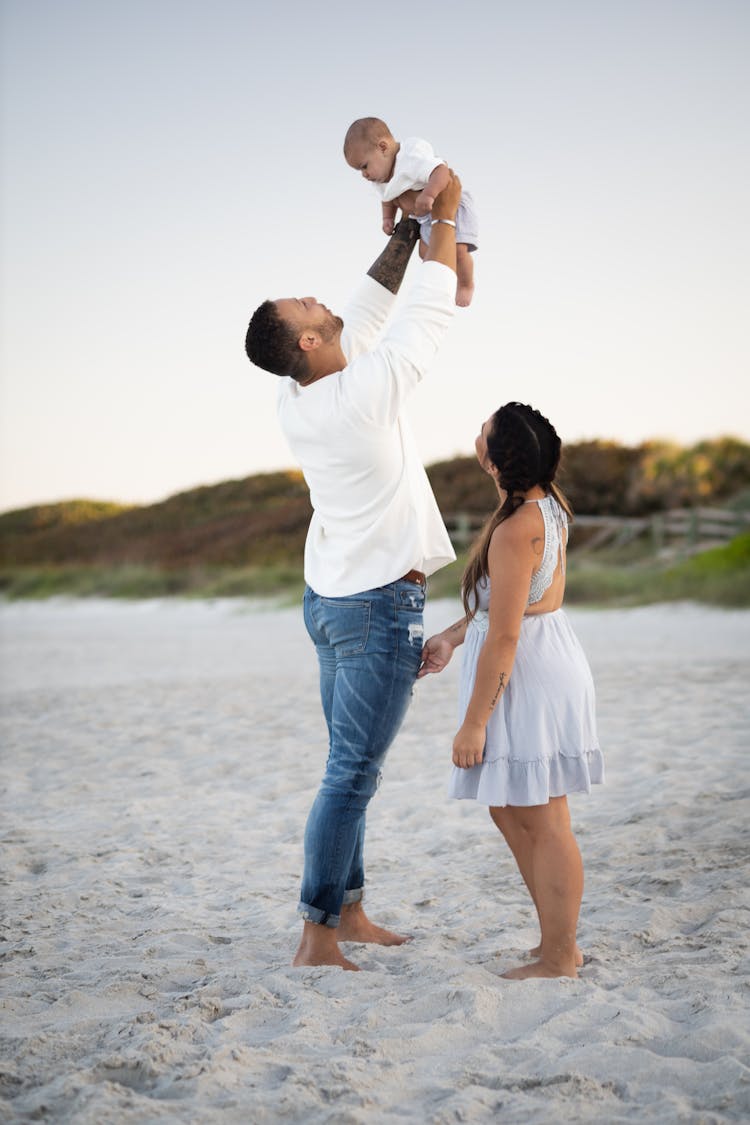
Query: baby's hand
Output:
[[413, 190, 435, 217], [382, 217, 395, 235]]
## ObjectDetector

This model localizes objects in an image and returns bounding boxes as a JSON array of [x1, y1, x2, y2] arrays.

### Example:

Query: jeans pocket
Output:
[[319, 598, 372, 657], [397, 585, 425, 612]]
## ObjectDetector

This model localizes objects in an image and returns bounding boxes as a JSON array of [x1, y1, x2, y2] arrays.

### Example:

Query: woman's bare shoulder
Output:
[[490, 504, 542, 546], [488, 508, 543, 576]]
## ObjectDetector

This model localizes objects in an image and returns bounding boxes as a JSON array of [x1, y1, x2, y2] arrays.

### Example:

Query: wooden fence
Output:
[[443, 507, 750, 553]]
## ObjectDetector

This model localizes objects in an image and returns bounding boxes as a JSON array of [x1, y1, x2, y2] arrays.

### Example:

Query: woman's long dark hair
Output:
[[461, 402, 573, 619]]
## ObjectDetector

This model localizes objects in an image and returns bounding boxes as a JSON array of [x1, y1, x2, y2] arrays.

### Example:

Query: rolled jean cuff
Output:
[[297, 902, 340, 928], [297, 886, 364, 927]]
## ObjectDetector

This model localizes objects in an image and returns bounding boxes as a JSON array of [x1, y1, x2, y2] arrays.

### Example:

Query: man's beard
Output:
[[316, 311, 344, 341]]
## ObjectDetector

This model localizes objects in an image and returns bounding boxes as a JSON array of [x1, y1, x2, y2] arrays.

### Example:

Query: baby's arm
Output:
[[413, 162, 451, 217], [381, 199, 398, 235]]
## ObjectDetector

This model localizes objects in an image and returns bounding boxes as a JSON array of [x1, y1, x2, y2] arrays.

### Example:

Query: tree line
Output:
[[1, 438, 748, 570]]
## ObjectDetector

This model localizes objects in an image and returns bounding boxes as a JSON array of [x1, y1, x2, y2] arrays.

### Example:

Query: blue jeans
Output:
[[299, 579, 425, 926]]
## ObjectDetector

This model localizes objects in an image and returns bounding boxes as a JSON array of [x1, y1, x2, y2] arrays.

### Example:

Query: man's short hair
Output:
[[245, 300, 310, 383]]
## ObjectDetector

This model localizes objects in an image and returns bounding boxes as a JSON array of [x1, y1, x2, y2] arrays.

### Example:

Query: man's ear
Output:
[[298, 331, 321, 353]]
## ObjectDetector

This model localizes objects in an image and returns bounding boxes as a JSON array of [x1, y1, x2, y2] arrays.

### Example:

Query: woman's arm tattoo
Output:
[[489, 672, 507, 709], [367, 218, 420, 293]]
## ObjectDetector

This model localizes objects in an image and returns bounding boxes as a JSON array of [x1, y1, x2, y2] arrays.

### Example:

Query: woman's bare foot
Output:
[[529, 942, 584, 967], [456, 284, 474, 307], [502, 958, 578, 980], [292, 921, 360, 971], [338, 902, 411, 946]]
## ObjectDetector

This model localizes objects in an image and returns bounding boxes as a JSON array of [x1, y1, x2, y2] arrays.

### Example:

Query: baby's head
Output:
[[344, 117, 398, 183]]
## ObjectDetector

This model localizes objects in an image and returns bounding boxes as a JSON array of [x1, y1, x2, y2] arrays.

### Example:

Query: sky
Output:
[[1, 0, 748, 513]]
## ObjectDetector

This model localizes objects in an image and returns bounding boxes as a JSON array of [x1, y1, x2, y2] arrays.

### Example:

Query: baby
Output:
[[344, 117, 478, 306]]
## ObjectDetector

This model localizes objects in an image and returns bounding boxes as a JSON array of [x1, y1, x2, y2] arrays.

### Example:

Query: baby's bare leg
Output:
[[455, 244, 475, 306]]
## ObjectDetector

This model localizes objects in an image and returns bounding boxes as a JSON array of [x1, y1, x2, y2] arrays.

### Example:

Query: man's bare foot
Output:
[[502, 958, 578, 980], [292, 944, 360, 971], [456, 284, 474, 307], [529, 942, 584, 967], [292, 920, 360, 971], [338, 902, 411, 946]]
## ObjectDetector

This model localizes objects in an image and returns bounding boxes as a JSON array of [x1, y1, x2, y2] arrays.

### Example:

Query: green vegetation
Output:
[[565, 534, 750, 608], [0, 499, 132, 536], [1, 440, 748, 606], [428, 535, 750, 609], [558, 436, 750, 515], [0, 563, 307, 602], [0, 471, 312, 569], [5, 536, 746, 607], [0, 536, 747, 607], [0, 565, 189, 600]]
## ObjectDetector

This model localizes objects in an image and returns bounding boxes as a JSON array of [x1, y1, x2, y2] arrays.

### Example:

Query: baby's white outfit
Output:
[[372, 136, 479, 253]]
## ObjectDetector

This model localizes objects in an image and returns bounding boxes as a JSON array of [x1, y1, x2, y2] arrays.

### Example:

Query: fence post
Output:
[[651, 513, 664, 552], [688, 509, 698, 550], [456, 513, 471, 547]]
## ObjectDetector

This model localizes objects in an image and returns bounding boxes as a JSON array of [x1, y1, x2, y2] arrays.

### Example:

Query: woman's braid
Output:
[[461, 402, 566, 619], [524, 405, 562, 486], [488, 405, 543, 497]]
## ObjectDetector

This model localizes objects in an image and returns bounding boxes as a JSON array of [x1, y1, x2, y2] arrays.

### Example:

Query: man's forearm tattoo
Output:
[[367, 218, 420, 294], [489, 672, 507, 709]]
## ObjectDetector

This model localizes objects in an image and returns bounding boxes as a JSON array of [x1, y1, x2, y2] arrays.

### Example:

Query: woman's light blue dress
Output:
[[448, 496, 604, 807]]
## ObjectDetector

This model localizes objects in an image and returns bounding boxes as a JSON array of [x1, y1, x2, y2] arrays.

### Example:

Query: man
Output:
[[245, 173, 462, 970]]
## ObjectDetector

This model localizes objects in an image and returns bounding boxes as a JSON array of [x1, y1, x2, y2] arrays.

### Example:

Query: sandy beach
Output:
[[1, 596, 749, 1124]]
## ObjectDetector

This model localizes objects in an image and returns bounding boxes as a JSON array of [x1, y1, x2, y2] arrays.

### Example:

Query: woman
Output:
[[419, 402, 604, 979]]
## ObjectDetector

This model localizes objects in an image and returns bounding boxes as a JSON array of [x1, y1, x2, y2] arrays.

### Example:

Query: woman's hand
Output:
[[452, 721, 485, 769], [417, 634, 454, 678]]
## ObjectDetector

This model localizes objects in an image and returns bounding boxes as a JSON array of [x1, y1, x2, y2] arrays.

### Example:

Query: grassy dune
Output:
[[2, 441, 749, 606], [2, 534, 748, 607], [564, 534, 750, 608]]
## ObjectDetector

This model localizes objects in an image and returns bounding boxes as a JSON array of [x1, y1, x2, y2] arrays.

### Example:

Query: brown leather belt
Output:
[[401, 568, 426, 586]]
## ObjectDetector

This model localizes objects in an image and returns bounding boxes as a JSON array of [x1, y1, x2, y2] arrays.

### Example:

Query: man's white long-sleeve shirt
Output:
[[276, 260, 457, 597]]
